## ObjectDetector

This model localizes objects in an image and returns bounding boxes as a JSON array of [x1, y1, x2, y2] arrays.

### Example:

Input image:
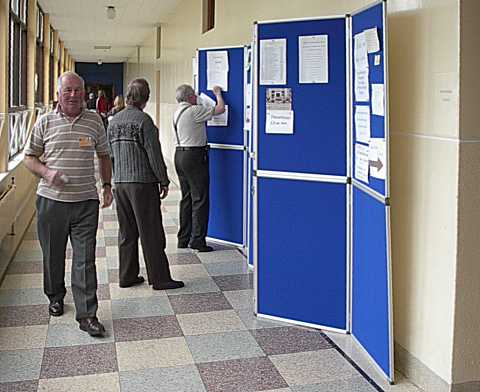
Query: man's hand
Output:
[[212, 86, 222, 96], [159, 185, 169, 200], [101, 186, 113, 208], [43, 169, 68, 188]]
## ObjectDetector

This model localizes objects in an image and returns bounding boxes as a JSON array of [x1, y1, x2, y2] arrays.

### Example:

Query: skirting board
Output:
[[395, 343, 480, 392]]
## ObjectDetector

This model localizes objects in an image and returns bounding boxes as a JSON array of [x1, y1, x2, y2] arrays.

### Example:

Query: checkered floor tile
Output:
[[0, 188, 383, 392]]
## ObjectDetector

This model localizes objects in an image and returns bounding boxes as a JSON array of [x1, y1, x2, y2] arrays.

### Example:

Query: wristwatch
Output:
[[102, 182, 112, 188]]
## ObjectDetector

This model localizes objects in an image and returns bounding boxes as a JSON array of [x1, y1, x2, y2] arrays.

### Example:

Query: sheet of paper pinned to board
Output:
[[354, 32, 368, 70], [355, 143, 370, 183], [207, 50, 229, 91], [371, 84, 385, 116], [207, 105, 229, 127], [265, 110, 294, 134], [369, 138, 386, 180], [298, 35, 328, 84], [260, 39, 287, 85], [355, 68, 369, 102], [364, 27, 380, 53], [355, 105, 371, 144]]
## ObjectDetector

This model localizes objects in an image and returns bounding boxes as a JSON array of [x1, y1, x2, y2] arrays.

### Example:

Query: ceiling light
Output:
[[97, 59, 103, 65], [106, 6, 116, 20]]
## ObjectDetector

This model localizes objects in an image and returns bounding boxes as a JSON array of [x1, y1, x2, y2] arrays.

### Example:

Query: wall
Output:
[[125, 0, 477, 389], [451, 0, 480, 389]]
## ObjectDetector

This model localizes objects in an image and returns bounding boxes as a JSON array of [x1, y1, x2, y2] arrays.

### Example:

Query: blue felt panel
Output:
[[352, 186, 391, 378], [198, 48, 244, 146], [257, 177, 347, 329], [352, 2, 387, 196], [257, 18, 347, 176], [208, 148, 244, 244]]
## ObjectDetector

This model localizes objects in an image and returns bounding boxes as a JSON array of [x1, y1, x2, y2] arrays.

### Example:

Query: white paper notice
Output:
[[369, 138, 386, 180], [355, 68, 369, 102], [374, 55, 381, 66], [265, 110, 294, 134], [207, 50, 229, 91], [371, 84, 385, 116], [207, 105, 228, 127], [355, 143, 370, 183], [364, 27, 380, 53], [298, 35, 328, 84], [199, 92, 216, 108], [355, 105, 371, 144], [354, 32, 368, 69], [260, 39, 287, 85]]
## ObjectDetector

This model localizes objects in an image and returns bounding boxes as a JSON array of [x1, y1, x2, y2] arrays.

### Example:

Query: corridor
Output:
[[0, 186, 412, 392]]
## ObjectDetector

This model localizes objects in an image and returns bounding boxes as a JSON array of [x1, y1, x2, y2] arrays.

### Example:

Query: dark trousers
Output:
[[174, 149, 210, 248], [36, 196, 99, 320], [114, 183, 172, 286]]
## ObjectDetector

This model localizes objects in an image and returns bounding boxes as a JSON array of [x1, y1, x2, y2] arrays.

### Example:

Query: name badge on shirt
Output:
[[79, 137, 93, 148]]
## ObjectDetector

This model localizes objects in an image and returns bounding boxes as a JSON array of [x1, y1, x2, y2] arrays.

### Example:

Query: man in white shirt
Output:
[[172, 84, 225, 252]]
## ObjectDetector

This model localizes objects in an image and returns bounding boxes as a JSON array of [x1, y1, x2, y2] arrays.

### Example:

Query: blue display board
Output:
[[352, 186, 391, 378], [198, 47, 245, 146], [255, 17, 348, 332], [257, 18, 347, 176], [208, 148, 244, 245], [257, 178, 347, 328], [351, 1, 393, 382], [198, 46, 246, 248], [351, 1, 388, 197]]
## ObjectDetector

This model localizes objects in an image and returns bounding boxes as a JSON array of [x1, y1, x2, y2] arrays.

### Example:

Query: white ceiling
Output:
[[38, 0, 182, 63]]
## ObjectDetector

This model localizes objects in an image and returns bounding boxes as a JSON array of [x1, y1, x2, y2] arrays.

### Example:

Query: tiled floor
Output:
[[0, 188, 422, 392]]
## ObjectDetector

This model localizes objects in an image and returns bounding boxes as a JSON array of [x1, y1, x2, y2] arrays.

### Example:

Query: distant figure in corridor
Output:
[[107, 95, 125, 121], [173, 84, 225, 252], [107, 78, 184, 290], [96, 89, 110, 128], [86, 92, 96, 110], [23, 71, 113, 337]]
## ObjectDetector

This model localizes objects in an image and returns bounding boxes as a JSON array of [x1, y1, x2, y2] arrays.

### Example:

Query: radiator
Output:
[[0, 184, 16, 240]]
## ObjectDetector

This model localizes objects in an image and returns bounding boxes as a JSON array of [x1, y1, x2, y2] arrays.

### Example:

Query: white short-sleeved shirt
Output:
[[173, 102, 215, 147]]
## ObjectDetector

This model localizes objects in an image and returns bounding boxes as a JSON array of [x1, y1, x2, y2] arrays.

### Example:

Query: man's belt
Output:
[[176, 146, 209, 151]]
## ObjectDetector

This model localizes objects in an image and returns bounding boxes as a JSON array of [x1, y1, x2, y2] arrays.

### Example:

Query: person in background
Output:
[[86, 92, 96, 110], [107, 78, 184, 290], [23, 71, 113, 337], [107, 95, 125, 121], [96, 89, 110, 128], [172, 84, 225, 252]]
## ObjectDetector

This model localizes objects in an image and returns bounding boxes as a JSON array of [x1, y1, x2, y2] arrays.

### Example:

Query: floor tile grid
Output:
[[0, 188, 394, 391]]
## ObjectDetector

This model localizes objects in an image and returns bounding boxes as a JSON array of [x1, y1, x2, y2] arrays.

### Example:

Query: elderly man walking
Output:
[[107, 78, 184, 290], [24, 71, 113, 337]]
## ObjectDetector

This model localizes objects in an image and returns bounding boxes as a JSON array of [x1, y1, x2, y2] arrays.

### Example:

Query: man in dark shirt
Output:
[[107, 78, 183, 290]]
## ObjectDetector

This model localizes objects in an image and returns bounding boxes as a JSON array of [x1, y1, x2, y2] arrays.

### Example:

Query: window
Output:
[[35, 5, 44, 103], [8, 0, 28, 108], [8, 0, 30, 159], [202, 0, 215, 33]]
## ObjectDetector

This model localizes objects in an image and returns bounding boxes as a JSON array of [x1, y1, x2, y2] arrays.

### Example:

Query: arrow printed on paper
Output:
[[369, 158, 383, 171]]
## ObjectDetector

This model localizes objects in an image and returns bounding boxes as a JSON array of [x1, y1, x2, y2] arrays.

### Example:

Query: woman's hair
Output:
[[114, 95, 125, 109], [126, 78, 150, 107]]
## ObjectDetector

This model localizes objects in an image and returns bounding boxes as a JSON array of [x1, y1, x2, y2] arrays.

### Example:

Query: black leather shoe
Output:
[[79, 317, 106, 337], [48, 300, 64, 317], [119, 275, 145, 288], [153, 280, 185, 290], [190, 245, 214, 252], [177, 242, 189, 249]]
